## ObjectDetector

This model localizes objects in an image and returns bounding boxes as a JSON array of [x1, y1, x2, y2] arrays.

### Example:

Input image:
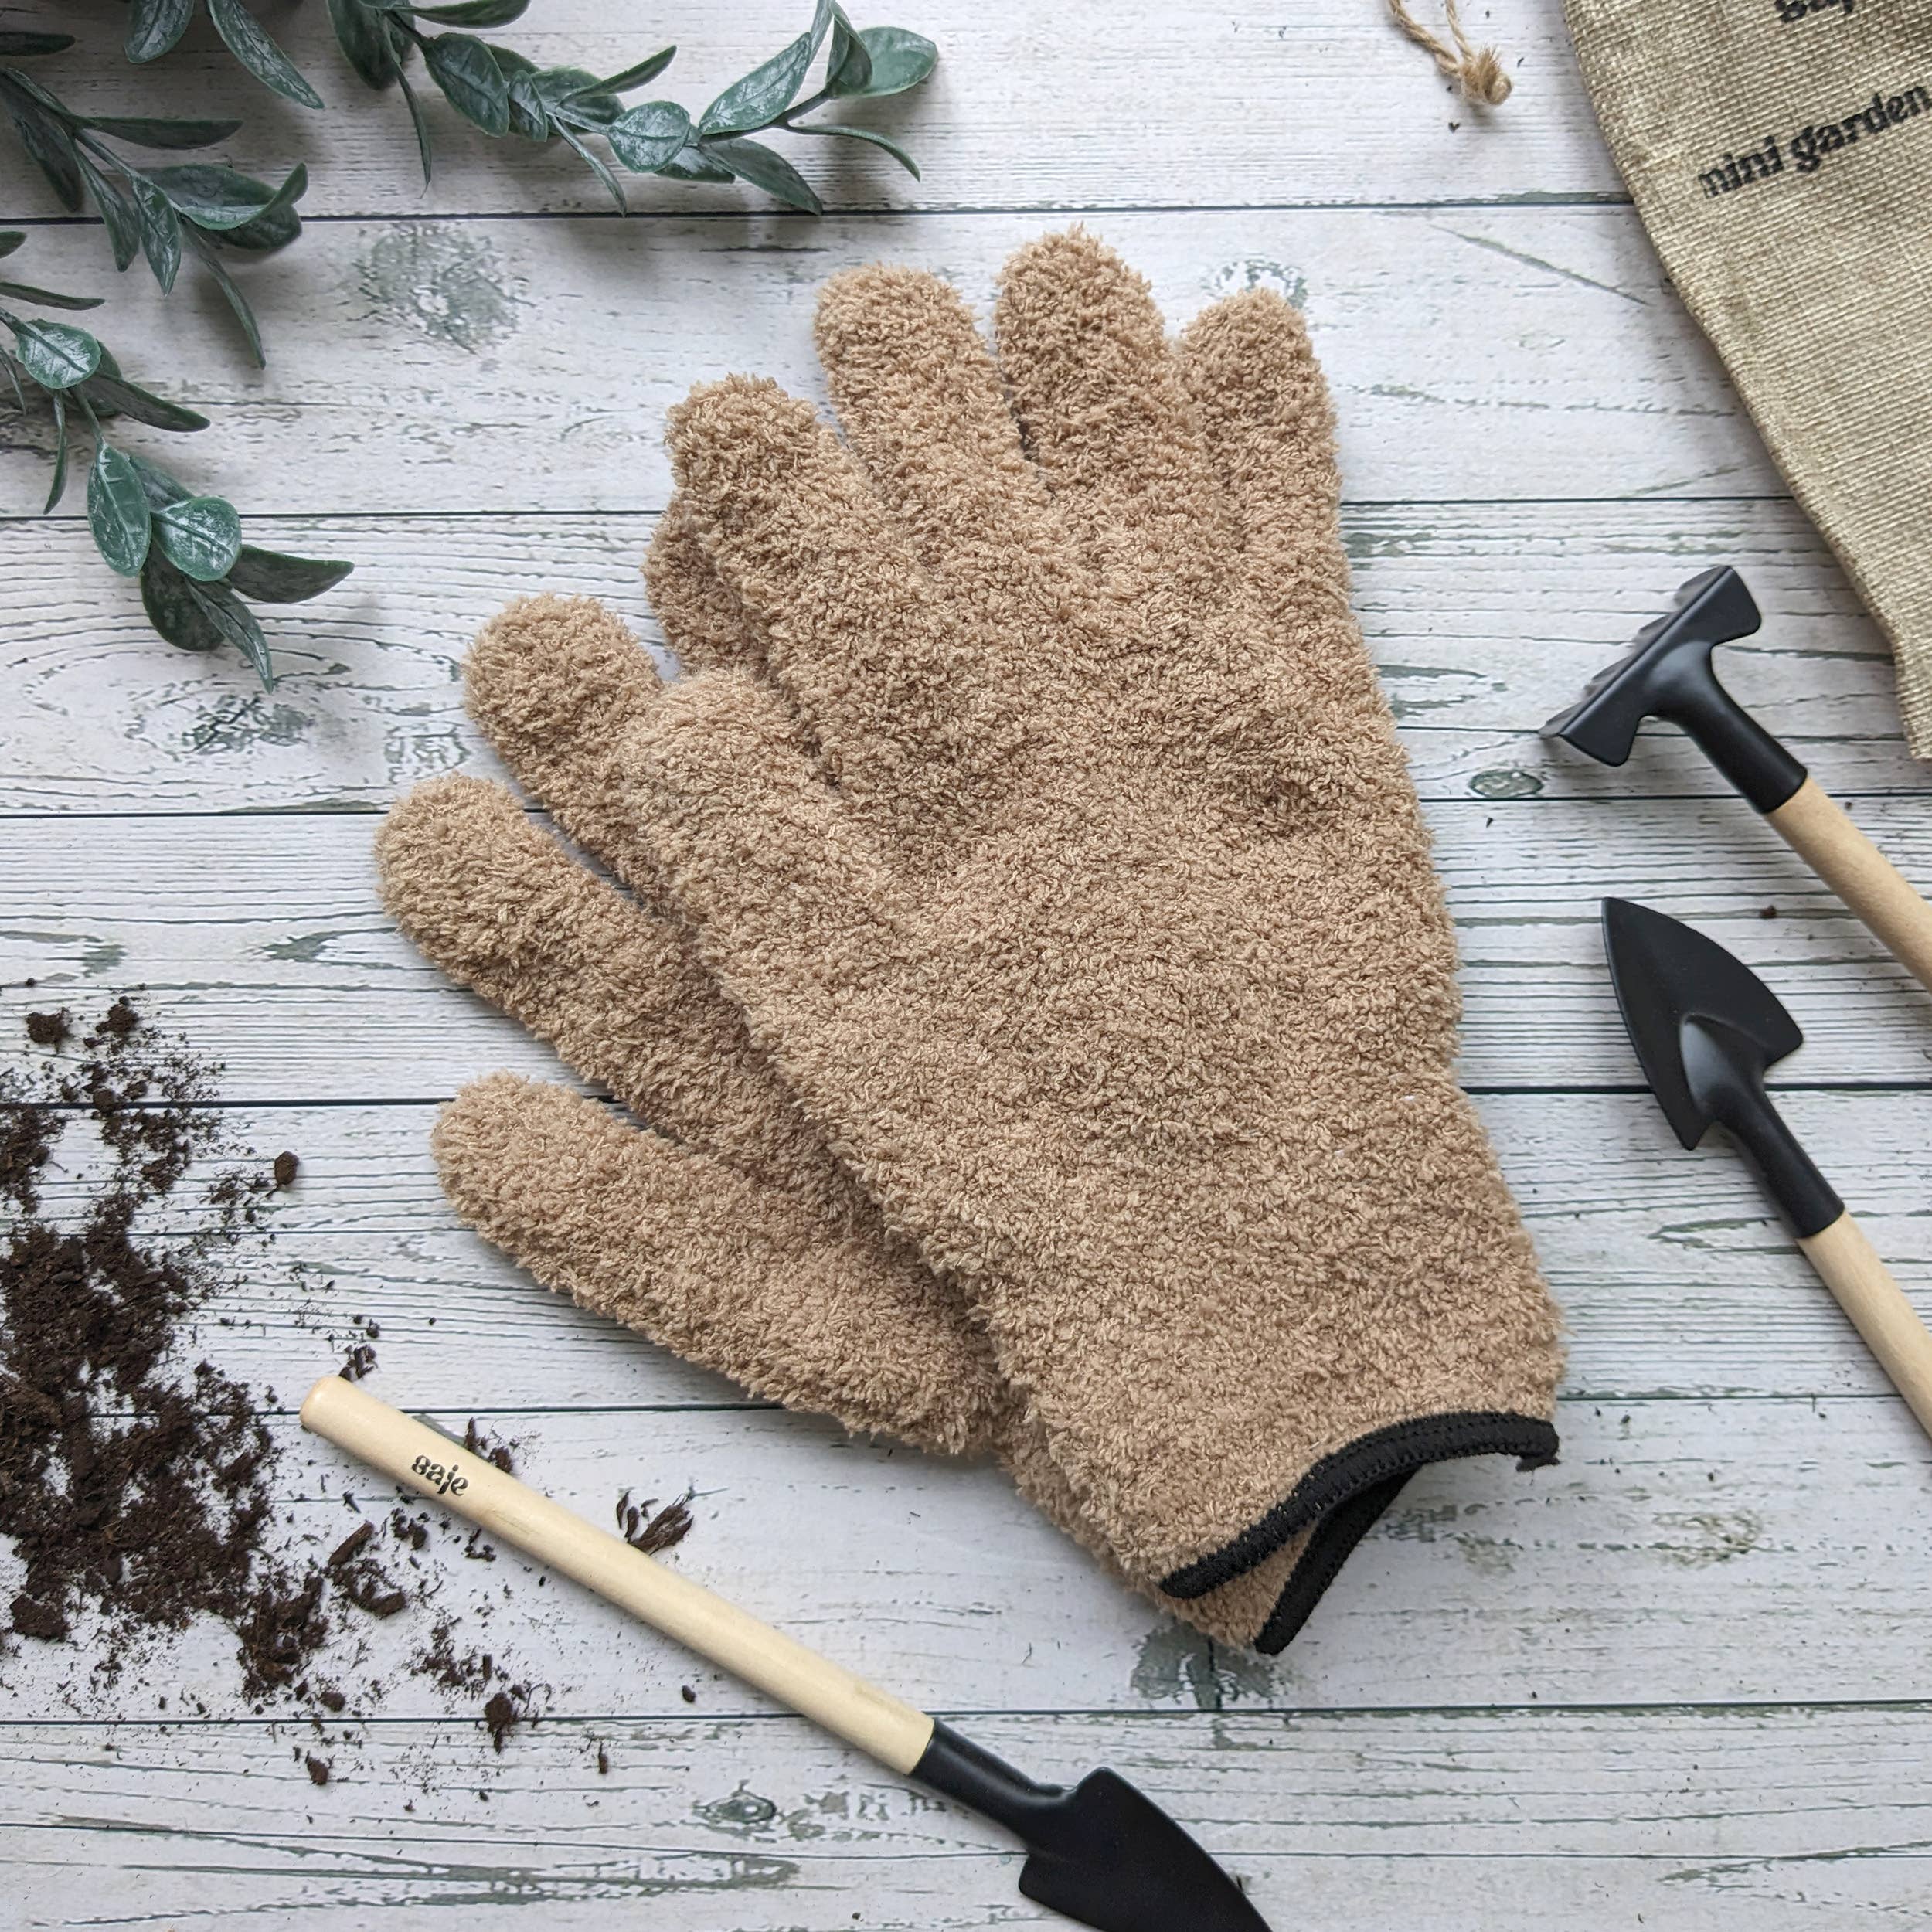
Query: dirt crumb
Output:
[[272, 1150, 299, 1189], [618, 1487, 695, 1555], [23, 1010, 69, 1049], [305, 1753, 331, 1787]]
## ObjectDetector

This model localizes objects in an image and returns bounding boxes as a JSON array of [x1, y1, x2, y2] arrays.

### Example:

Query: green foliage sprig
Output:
[[0, 29, 305, 363], [132, 0, 938, 213], [0, 231, 352, 687]]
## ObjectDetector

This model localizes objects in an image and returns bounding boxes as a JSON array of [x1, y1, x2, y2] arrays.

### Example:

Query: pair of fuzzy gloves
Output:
[[378, 232, 1563, 1653]]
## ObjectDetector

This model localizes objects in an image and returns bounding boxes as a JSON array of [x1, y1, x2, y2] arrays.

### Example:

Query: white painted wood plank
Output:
[[12, 1089, 1930, 1406], [0, 207, 1764, 518], [1, 1396, 1930, 1723], [8, 798, 1930, 1093], [3, 1705, 1929, 1930], [0, 499, 1914, 813], [0, 1, 1619, 223]]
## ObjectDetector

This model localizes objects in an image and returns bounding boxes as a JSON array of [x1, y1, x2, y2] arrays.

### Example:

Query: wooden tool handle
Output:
[[1795, 1213, 1932, 1441], [1766, 778, 1932, 995], [299, 1376, 934, 1775]]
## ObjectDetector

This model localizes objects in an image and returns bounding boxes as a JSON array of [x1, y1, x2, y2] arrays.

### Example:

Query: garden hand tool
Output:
[[1546, 567, 1932, 995], [618, 234, 1563, 1608], [301, 1376, 1271, 1932], [1602, 897, 1932, 1439]]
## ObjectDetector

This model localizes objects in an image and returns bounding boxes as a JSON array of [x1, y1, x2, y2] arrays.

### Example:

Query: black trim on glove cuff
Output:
[[1159, 1409, 1560, 1604]]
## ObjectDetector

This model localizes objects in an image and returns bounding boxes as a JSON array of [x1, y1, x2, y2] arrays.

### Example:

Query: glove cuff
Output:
[[1158, 1410, 1560, 1604]]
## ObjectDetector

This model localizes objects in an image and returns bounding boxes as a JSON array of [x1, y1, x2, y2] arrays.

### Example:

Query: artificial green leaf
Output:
[[127, 450, 191, 507], [182, 230, 264, 365], [703, 135, 823, 213], [536, 66, 621, 128], [196, 579, 275, 685], [208, 0, 325, 107], [79, 114, 245, 148], [395, 66, 435, 182], [0, 277, 102, 310], [328, 0, 401, 88], [128, 174, 183, 292], [226, 545, 354, 602], [392, 0, 529, 23], [824, 8, 872, 96], [423, 33, 511, 134], [0, 31, 75, 55], [141, 547, 226, 650], [88, 443, 153, 575], [11, 318, 102, 389], [556, 123, 626, 212], [74, 153, 141, 270], [503, 66, 549, 141], [785, 117, 920, 178], [699, 0, 834, 135], [148, 162, 308, 232], [606, 100, 691, 174], [155, 492, 243, 580], [655, 142, 733, 184], [142, 558, 276, 685], [124, 0, 196, 63], [586, 46, 675, 96], [76, 368, 208, 432], [220, 196, 304, 252], [836, 26, 936, 97], [2, 93, 86, 210], [0, 232, 19, 258], [43, 389, 66, 510]]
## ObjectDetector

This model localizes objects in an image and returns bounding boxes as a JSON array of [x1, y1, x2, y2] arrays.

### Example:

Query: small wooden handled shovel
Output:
[[1601, 900, 1932, 1436], [301, 1376, 1271, 1932], [1546, 568, 1932, 995]]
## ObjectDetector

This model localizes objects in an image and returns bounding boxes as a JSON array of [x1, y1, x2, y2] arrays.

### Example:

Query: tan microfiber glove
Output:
[[380, 613, 1298, 1649], [617, 233, 1565, 1611]]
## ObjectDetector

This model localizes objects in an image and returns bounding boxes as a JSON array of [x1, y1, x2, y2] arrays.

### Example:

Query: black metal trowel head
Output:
[[1600, 900, 1843, 1237], [1601, 897, 1801, 1147], [1543, 569, 1805, 812], [913, 1723, 1272, 1932]]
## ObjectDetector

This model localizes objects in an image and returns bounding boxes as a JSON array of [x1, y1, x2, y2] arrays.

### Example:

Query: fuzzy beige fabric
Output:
[[629, 233, 1565, 1601], [379, 232, 1564, 1649], [380, 597, 1296, 1647]]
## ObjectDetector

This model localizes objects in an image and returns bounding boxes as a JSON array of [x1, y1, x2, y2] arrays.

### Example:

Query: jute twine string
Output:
[[1386, 0, 1513, 106]]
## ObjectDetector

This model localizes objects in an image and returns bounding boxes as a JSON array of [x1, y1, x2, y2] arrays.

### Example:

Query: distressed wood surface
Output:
[[0, 1, 1617, 221], [0, 498, 1916, 814], [8, 798, 1932, 1092], [5, 1706, 1930, 1929], [6, 0, 1932, 1920], [2, 1396, 1930, 1723], [15, 1086, 1932, 1404], [0, 207, 1763, 516]]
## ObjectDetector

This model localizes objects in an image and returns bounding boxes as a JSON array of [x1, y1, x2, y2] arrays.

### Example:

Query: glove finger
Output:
[[814, 264, 1048, 585], [623, 667, 905, 1026], [645, 498, 770, 676], [377, 773, 852, 1215], [1177, 290, 1352, 623], [993, 230, 1238, 617], [436, 1073, 1009, 1457], [464, 594, 671, 900], [665, 377, 984, 827]]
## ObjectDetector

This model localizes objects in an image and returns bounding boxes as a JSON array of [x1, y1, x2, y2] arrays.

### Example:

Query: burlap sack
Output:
[[1566, 2, 1932, 753]]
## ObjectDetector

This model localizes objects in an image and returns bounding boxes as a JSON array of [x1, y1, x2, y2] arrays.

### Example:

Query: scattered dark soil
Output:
[[617, 1487, 696, 1555], [2, 995, 695, 1764], [23, 1011, 68, 1049], [464, 1417, 516, 1475]]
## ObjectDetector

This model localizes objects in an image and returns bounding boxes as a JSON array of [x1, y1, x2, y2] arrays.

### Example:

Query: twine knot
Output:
[[1386, 0, 1514, 107]]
